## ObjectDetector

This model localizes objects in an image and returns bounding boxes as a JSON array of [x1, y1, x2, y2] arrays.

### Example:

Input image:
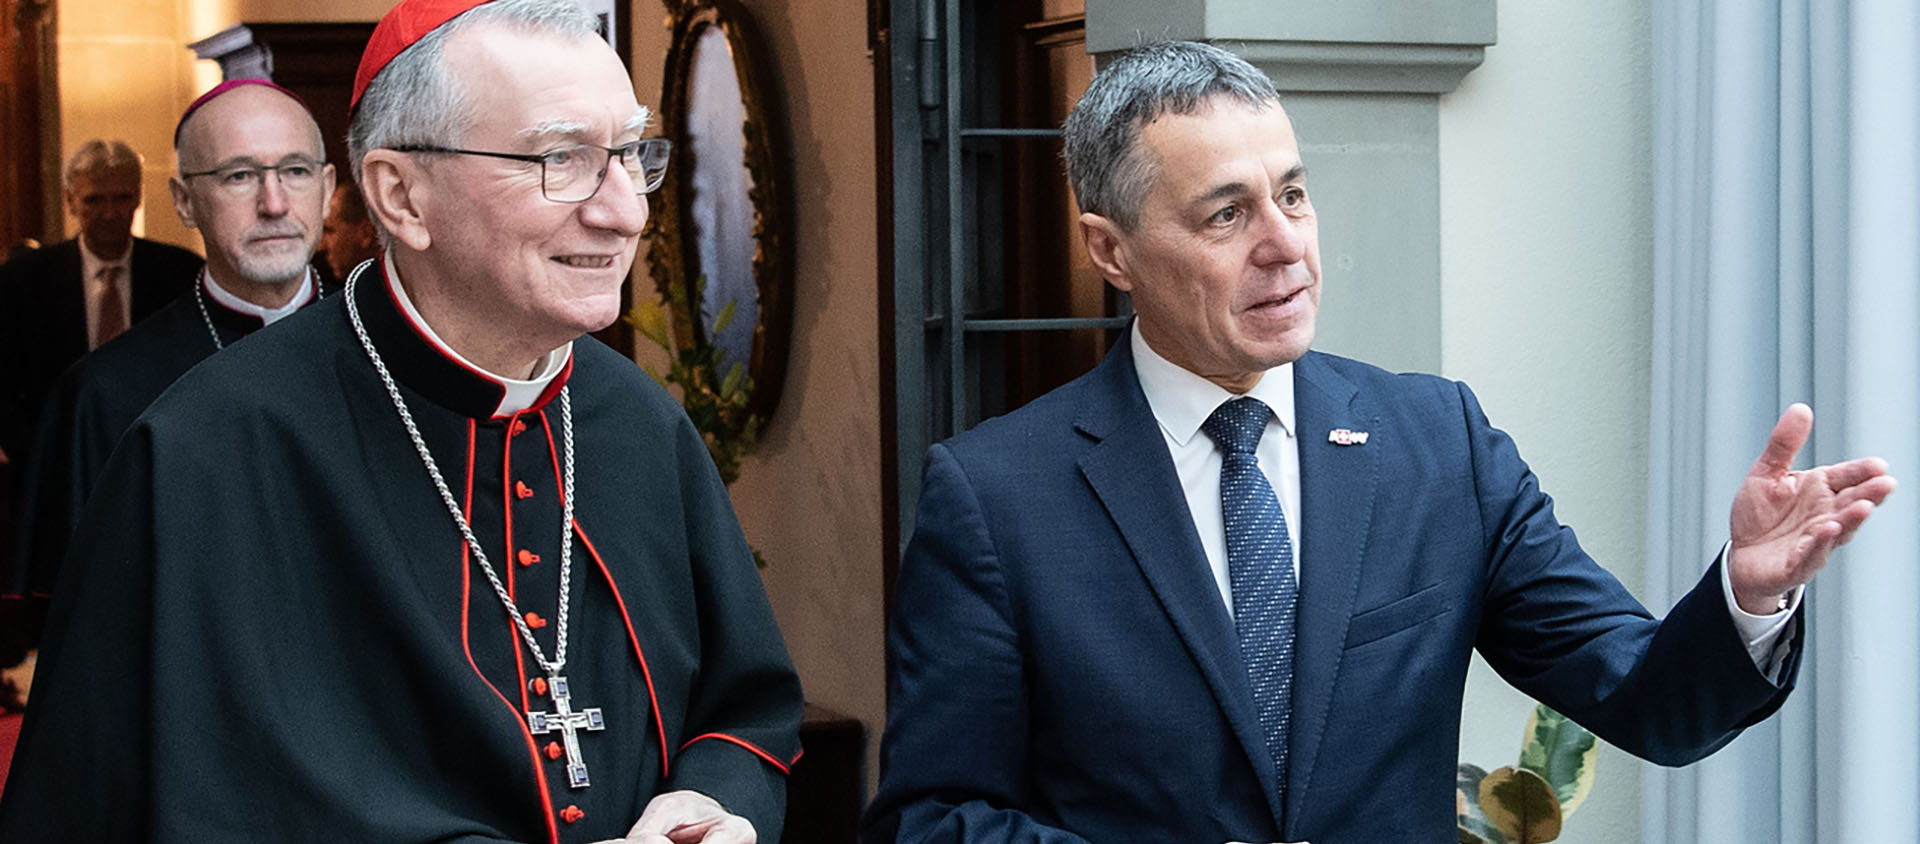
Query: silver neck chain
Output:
[[192, 277, 225, 351], [343, 270, 579, 679]]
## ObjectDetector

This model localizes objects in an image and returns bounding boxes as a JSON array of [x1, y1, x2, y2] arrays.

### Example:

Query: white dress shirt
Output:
[[79, 238, 133, 349], [1128, 323, 1798, 677], [1131, 324, 1298, 617]]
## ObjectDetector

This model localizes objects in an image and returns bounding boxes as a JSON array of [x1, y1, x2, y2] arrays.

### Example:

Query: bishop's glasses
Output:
[[179, 157, 326, 197]]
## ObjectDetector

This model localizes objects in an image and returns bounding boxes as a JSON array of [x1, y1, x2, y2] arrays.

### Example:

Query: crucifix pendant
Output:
[[526, 675, 606, 789]]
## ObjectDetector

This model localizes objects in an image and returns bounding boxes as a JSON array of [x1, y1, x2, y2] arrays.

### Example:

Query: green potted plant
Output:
[[624, 279, 763, 486], [625, 280, 767, 568], [1457, 703, 1598, 844]]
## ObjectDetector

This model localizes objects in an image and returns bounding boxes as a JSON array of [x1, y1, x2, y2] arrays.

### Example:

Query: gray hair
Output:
[[64, 139, 142, 187], [346, 0, 602, 236], [1062, 41, 1281, 231]]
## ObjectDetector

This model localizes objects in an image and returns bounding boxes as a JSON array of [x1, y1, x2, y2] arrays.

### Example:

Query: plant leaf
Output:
[[625, 298, 671, 351], [721, 360, 744, 400], [712, 298, 738, 334], [1460, 821, 1509, 844], [1459, 815, 1510, 844], [1480, 766, 1562, 844], [1457, 764, 1506, 843], [1517, 704, 1598, 819], [1458, 763, 1489, 806]]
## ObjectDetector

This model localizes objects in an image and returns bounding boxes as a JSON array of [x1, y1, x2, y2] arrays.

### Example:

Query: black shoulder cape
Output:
[[7, 276, 322, 607]]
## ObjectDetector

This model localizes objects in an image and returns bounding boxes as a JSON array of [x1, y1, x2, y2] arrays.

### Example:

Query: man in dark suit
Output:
[[863, 42, 1897, 843], [0, 140, 200, 678], [0, 139, 202, 465]]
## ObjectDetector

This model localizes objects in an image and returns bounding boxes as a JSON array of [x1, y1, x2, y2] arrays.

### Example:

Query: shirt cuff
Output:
[[1715, 541, 1801, 681]]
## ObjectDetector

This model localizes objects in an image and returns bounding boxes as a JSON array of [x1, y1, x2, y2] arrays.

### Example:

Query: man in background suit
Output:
[[864, 42, 1896, 843], [0, 140, 200, 678], [0, 139, 202, 466]]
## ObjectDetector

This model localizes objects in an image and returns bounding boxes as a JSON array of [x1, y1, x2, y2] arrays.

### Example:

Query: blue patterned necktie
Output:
[[1202, 396, 1298, 797]]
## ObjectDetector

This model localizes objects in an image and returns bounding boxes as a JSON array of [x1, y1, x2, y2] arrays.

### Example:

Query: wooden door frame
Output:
[[3, 0, 60, 248]]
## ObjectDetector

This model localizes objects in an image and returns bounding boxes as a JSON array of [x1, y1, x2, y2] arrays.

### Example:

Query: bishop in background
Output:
[[0, 1, 802, 842], [6, 79, 335, 669]]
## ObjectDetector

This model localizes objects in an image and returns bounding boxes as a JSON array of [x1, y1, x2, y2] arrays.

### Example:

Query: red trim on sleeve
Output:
[[573, 523, 671, 779], [677, 733, 799, 775], [454, 421, 560, 844]]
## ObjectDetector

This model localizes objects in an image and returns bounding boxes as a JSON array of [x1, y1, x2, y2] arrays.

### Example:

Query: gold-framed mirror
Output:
[[646, 0, 791, 438]]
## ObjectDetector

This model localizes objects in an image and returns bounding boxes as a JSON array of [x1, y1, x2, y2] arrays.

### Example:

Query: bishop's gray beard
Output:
[[235, 223, 315, 284]]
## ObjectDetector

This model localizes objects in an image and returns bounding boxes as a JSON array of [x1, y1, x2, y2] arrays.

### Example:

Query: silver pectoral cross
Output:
[[526, 675, 606, 789]]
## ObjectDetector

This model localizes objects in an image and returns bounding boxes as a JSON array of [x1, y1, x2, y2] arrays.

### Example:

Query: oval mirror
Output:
[[648, 0, 791, 439]]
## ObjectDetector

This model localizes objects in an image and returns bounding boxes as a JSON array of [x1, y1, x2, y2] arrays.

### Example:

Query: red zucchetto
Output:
[[350, 0, 494, 112]]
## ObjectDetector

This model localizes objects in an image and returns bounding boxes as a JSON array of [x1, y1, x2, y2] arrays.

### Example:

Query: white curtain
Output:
[[1646, 0, 1919, 842]]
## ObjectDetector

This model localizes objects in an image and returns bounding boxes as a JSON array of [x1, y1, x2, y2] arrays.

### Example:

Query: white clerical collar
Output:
[[382, 252, 571, 417], [1131, 320, 1296, 448], [202, 268, 316, 326]]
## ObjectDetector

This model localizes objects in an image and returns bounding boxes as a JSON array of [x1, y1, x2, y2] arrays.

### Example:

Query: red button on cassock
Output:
[[517, 549, 540, 567], [515, 481, 534, 500], [546, 741, 563, 760], [531, 677, 548, 696], [561, 805, 584, 824], [525, 612, 547, 629]]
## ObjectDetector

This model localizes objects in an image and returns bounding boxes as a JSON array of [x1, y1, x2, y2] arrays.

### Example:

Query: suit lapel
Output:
[[1283, 353, 1378, 829], [51, 240, 88, 359], [1073, 339, 1287, 826]]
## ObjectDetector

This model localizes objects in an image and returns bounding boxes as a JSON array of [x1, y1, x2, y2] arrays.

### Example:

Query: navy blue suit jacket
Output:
[[865, 336, 1799, 843]]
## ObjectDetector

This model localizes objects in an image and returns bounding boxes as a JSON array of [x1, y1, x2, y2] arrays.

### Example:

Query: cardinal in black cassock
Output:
[[0, 0, 803, 839], [0, 259, 803, 841]]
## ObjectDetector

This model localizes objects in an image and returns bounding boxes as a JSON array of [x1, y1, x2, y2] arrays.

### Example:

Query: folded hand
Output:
[[594, 790, 755, 844]]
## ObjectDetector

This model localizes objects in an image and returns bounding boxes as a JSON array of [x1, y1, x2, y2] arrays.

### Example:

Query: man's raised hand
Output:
[[1727, 403, 1897, 614]]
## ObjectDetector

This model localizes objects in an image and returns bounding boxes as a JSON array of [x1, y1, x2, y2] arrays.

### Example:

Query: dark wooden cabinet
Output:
[[784, 704, 866, 844]]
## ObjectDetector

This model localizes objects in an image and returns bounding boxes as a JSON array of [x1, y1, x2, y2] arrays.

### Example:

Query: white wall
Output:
[[1439, 2, 1654, 843]]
